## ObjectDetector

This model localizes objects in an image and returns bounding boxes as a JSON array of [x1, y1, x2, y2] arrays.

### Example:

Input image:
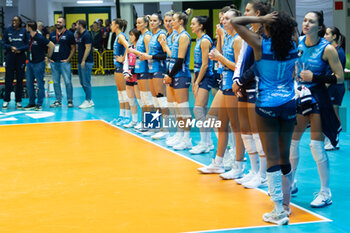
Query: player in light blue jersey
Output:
[[199, 9, 245, 178], [189, 16, 215, 154], [128, 16, 154, 132], [232, 11, 299, 225], [110, 19, 131, 126], [163, 9, 193, 150], [139, 12, 169, 140], [324, 26, 346, 151], [230, 1, 271, 188], [204, 6, 236, 162], [291, 11, 344, 209], [161, 11, 180, 141]]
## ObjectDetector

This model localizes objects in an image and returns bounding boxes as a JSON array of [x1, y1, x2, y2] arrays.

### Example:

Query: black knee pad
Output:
[[280, 164, 291, 175], [267, 164, 281, 173]]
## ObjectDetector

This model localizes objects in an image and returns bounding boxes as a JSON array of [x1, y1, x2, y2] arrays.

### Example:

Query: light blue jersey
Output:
[[113, 32, 128, 68], [166, 30, 177, 69], [296, 36, 330, 88], [135, 30, 152, 73], [221, 33, 238, 90], [194, 34, 214, 76], [255, 36, 298, 107], [169, 30, 191, 78], [148, 29, 167, 73]]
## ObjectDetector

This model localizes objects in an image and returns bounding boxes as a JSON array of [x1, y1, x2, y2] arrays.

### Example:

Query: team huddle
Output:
[[110, 1, 345, 226]]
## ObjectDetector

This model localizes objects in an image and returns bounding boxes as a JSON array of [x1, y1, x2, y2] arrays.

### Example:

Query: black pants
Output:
[[4, 52, 26, 102]]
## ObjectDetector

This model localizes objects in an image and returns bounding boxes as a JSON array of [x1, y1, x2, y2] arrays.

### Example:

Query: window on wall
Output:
[[63, 6, 111, 30]]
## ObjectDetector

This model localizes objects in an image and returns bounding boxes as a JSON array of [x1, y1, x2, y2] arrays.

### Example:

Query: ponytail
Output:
[[114, 18, 127, 32], [175, 8, 192, 27], [329, 26, 346, 51]]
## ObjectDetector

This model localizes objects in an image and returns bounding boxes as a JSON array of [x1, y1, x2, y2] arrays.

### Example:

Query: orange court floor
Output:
[[0, 120, 327, 233]]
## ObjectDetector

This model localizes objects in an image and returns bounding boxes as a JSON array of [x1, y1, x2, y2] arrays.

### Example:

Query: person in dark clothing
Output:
[[23, 20, 55, 110], [1, 16, 29, 109], [90, 22, 103, 52]]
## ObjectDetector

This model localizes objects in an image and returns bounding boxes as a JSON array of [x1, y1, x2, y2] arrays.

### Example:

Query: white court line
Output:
[[101, 120, 333, 231], [184, 220, 331, 233], [100, 119, 208, 166]]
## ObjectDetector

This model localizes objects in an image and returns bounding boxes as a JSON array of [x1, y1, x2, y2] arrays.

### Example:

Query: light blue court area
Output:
[[1, 80, 350, 232]]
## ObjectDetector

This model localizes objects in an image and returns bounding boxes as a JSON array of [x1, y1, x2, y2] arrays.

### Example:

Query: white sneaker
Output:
[[89, 100, 95, 107], [198, 159, 225, 174], [189, 143, 209, 154], [235, 171, 256, 184], [166, 134, 181, 147], [208, 140, 214, 151], [263, 209, 289, 225], [120, 117, 131, 126], [310, 190, 332, 208], [219, 163, 245, 180], [325, 141, 339, 151], [142, 130, 155, 137], [243, 174, 267, 189], [151, 131, 169, 140], [2, 101, 9, 109], [134, 122, 142, 131], [173, 138, 192, 150], [223, 149, 235, 170], [123, 121, 137, 128], [79, 100, 92, 109], [284, 206, 292, 217]]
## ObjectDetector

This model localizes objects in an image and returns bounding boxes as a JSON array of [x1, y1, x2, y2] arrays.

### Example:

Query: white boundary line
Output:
[[100, 120, 333, 230], [100, 119, 207, 166], [184, 220, 331, 233]]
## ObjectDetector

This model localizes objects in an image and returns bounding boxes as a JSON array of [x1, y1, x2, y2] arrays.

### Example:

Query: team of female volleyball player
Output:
[[110, 0, 345, 225]]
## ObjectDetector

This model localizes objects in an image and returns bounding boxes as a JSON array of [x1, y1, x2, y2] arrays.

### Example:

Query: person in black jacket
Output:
[[90, 22, 103, 52], [1, 16, 29, 109]]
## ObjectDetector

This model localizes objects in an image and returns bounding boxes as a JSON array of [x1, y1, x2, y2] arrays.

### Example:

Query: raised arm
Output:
[[230, 12, 278, 60]]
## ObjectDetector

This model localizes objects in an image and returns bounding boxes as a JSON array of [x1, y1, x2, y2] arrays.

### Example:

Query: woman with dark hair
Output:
[[139, 12, 169, 139], [111, 19, 131, 126], [2, 16, 28, 109], [231, 11, 299, 225], [291, 11, 343, 208], [163, 8, 193, 150], [189, 15, 215, 154], [228, 1, 270, 187], [198, 9, 244, 175], [128, 16, 154, 133], [122, 28, 143, 128], [323, 26, 346, 150]]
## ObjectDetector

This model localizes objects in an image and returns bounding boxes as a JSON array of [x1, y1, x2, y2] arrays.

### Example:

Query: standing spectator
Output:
[[102, 19, 111, 50], [24, 21, 55, 110], [98, 19, 104, 28], [69, 23, 76, 33], [1, 16, 29, 109], [37, 21, 44, 35], [90, 22, 103, 52], [106, 25, 116, 51], [48, 16, 76, 108], [76, 19, 94, 108]]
